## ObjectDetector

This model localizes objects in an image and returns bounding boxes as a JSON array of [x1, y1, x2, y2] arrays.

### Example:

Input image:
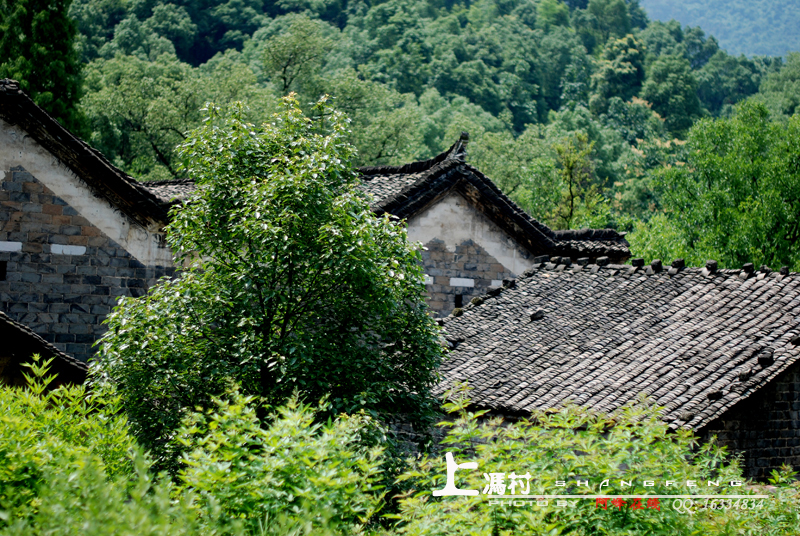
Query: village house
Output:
[[0, 79, 175, 363], [437, 258, 800, 478], [146, 134, 631, 318], [1, 78, 798, 478], [2, 78, 627, 357]]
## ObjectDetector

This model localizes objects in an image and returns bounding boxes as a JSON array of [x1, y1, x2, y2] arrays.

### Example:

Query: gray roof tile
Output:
[[437, 262, 800, 430]]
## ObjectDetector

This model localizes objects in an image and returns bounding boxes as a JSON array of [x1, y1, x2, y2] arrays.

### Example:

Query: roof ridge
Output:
[[460, 163, 628, 248], [143, 177, 196, 186], [359, 132, 468, 178]]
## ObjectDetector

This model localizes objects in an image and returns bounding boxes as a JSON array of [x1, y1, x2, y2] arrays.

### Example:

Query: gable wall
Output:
[[0, 163, 175, 362], [408, 191, 535, 317], [700, 359, 800, 480]]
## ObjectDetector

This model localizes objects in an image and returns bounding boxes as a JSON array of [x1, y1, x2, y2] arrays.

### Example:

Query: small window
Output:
[[454, 294, 463, 308], [0, 261, 6, 281]]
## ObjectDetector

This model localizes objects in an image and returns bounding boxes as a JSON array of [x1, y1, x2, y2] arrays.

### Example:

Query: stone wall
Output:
[[409, 190, 538, 318], [421, 238, 515, 317], [700, 360, 800, 480], [0, 166, 174, 362]]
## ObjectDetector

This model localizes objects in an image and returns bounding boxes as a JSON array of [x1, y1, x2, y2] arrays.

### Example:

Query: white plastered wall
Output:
[[406, 190, 535, 275], [0, 118, 173, 267]]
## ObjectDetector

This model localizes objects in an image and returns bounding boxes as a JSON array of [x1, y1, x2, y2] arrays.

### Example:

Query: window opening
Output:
[[455, 294, 463, 308]]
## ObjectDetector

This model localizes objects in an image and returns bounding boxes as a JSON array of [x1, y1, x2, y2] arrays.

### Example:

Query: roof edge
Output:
[[0, 79, 170, 227], [359, 132, 469, 177], [0, 311, 88, 387]]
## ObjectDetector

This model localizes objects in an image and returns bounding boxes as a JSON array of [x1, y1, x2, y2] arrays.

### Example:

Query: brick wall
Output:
[[0, 166, 175, 362], [700, 360, 800, 480], [421, 238, 516, 317]]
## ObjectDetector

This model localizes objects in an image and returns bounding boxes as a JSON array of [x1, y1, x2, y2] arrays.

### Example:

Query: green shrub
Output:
[[387, 388, 799, 535], [176, 390, 386, 534], [0, 355, 137, 524]]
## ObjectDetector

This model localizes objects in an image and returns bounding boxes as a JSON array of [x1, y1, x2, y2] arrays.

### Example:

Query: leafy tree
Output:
[[96, 97, 444, 469], [552, 132, 610, 229], [68, 0, 128, 62], [309, 68, 424, 165], [640, 54, 702, 136], [536, 0, 570, 31], [696, 51, 762, 116], [80, 53, 275, 180], [681, 26, 719, 70], [754, 52, 800, 118], [586, 0, 631, 44], [261, 13, 334, 94], [603, 96, 666, 145], [628, 102, 800, 270], [468, 127, 561, 221], [0, 0, 86, 133], [589, 34, 646, 115]]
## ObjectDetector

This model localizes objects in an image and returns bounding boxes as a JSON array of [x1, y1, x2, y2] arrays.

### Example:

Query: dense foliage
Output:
[[389, 388, 800, 535], [640, 0, 800, 57], [627, 102, 800, 270], [0, 358, 383, 535], [95, 97, 443, 470], [0, 0, 85, 133], [3, 365, 799, 535]]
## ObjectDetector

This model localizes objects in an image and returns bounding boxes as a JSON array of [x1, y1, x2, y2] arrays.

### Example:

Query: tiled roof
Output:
[[0, 311, 88, 387], [146, 135, 630, 260], [0, 79, 169, 227], [360, 135, 629, 261], [437, 258, 800, 431], [143, 178, 196, 204]]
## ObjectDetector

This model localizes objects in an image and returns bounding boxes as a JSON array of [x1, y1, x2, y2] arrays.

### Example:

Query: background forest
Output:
[[4, 0, 800, 267]]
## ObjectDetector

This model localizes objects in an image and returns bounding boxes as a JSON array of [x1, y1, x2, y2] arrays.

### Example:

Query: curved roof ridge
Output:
[[359, 133, 468, 178]]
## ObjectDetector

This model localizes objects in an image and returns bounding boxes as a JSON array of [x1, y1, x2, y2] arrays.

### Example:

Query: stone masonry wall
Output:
[[0, 166, 174, 362], [421, 238, 515, 317], [700, 360, 800, 480]]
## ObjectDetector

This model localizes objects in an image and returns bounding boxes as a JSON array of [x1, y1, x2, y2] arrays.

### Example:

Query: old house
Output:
[[0, 79, 175, 363], [437, 258, 800, 478], [147, 134, 631, 318], [2, 78, 627, 358]]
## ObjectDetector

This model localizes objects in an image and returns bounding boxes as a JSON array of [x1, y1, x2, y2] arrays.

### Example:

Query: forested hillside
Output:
[[4, 0, 800, 267], [640, 0, 800, 57]]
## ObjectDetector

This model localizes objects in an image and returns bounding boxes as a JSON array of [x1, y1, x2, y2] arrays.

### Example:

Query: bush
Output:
[[95, 96, 444, 471], [0, 355, 137, 524], [176, 390, 386, 534], [387, 388, 799, 535]]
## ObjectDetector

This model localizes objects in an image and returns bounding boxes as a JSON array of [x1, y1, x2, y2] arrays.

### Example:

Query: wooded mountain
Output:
[[639, 0, 800, 57]]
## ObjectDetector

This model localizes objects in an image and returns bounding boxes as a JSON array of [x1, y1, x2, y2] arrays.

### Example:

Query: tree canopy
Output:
[[95, 97, 444, 469], [0, 0, 85, 133]]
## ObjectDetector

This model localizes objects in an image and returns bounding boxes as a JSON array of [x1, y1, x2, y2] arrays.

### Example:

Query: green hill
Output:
[[639, 0, 800, 57]]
